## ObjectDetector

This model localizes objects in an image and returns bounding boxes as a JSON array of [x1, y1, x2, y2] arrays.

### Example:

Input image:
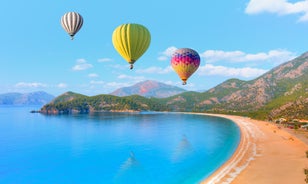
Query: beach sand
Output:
[[199, 114, 308, 184]]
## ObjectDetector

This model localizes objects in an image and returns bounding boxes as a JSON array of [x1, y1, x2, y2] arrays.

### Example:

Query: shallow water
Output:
[[0, 106, 240, 184]]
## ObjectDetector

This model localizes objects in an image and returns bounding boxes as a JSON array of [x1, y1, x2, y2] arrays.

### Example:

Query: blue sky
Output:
[[1, 0, 308, 96]]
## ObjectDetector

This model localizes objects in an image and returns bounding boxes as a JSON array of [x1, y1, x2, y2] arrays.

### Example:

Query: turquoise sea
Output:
[[0, 106, 240, 184]]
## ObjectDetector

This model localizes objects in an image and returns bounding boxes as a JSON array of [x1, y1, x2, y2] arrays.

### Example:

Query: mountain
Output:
[[41, 92, 167, 114], [50, 91, 87, 104], [0, 91, 55, 105], [110, 80, 186, 98], [164, 51, 308, 119], [40, 51, 308, 120]]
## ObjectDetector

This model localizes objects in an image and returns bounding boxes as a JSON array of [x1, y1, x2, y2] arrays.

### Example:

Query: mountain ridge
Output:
[[40, 51, 308, 120], [0, 91, 55, 105], [165, 51, 308, 119], [109, 80, 186, 98]]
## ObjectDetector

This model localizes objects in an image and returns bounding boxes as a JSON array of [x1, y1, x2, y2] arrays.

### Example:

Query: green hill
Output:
[[41, 51, 308, 120], [41, 93, 168, 114]]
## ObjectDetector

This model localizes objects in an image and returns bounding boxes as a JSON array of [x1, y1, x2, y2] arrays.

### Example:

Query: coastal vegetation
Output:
[[40, 51, 308, 121], [41, 92, 168, 114]]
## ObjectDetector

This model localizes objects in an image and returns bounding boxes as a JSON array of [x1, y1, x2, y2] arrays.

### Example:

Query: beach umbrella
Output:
[[112, 23, 151, 69], [61, 12, 83, 40], [171, 48, 200, 85]]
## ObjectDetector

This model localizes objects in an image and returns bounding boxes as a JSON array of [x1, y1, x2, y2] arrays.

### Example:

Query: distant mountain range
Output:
[[0, 91, 54, 105], [110, 80, 186, 98], [40, 51, 308, 120]]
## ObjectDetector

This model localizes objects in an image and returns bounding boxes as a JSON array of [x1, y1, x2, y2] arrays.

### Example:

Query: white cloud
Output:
[[57, 83, 67, 88], [165, 80, 195, 88], [98, 58, 113, 62], [198, 64, 268, 78], [136, 66, 173, 74], [105, 82, 132, 89], [245, 0, 308, 22], [90, 80, 104, 85], [200, 49, 296, 65], [15, 82, 47, 88], [158, 56, 168, 61], [117, 74, 146, 81], [163, 80, 176, 86], [201, 50, 244, 63], [109, 64, 128, 70], [88, 73, 99, 78], [158, 46, 178, 61], [72, 59, 93, 71]]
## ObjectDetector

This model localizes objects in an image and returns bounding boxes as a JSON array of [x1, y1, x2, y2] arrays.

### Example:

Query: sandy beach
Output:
[[199, 114, 308, 184]]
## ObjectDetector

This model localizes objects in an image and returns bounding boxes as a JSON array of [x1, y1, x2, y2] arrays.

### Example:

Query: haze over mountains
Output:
[[41, 51, 308, 120], [0, 91, 54, 105], [110, 80, 186, 98]]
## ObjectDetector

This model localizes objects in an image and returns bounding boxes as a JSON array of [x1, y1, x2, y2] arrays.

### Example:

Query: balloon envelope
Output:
[[171, 48, 200, 85], [112, 23, 151, 69], [61, 12, 83, 40]]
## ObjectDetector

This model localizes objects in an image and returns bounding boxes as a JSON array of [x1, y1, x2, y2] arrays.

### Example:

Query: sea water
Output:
[[0, 106, 240, 184]]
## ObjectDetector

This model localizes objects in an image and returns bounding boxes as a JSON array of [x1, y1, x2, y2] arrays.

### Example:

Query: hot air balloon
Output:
[[171, 48, 200, 85], [112, 23, 151, 69], [61, 12, 83, 40]]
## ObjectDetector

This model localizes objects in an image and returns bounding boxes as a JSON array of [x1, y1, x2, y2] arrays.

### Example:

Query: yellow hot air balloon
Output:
[[112, 23, 151, 69]]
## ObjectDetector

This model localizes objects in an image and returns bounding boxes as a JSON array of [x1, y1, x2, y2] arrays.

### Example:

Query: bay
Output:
[[0, 106, 240, 184]]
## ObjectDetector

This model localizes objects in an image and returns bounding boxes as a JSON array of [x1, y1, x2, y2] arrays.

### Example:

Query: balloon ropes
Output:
[[61, 12, 83, 40], [171, 48, 200, 85], [112, 23, 151, 69]]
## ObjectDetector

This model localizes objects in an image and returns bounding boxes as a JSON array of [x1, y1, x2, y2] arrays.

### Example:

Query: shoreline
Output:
[[196, 113, 308, 184]]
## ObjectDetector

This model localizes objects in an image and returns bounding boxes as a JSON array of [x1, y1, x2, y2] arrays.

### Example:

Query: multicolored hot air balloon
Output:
[[61, 12, 83, 40], [171, 48, 200, 85], [112, 23, 151, 69]]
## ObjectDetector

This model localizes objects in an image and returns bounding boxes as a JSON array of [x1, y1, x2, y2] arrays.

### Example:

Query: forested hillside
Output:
[[41, 52, 308, 120]]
